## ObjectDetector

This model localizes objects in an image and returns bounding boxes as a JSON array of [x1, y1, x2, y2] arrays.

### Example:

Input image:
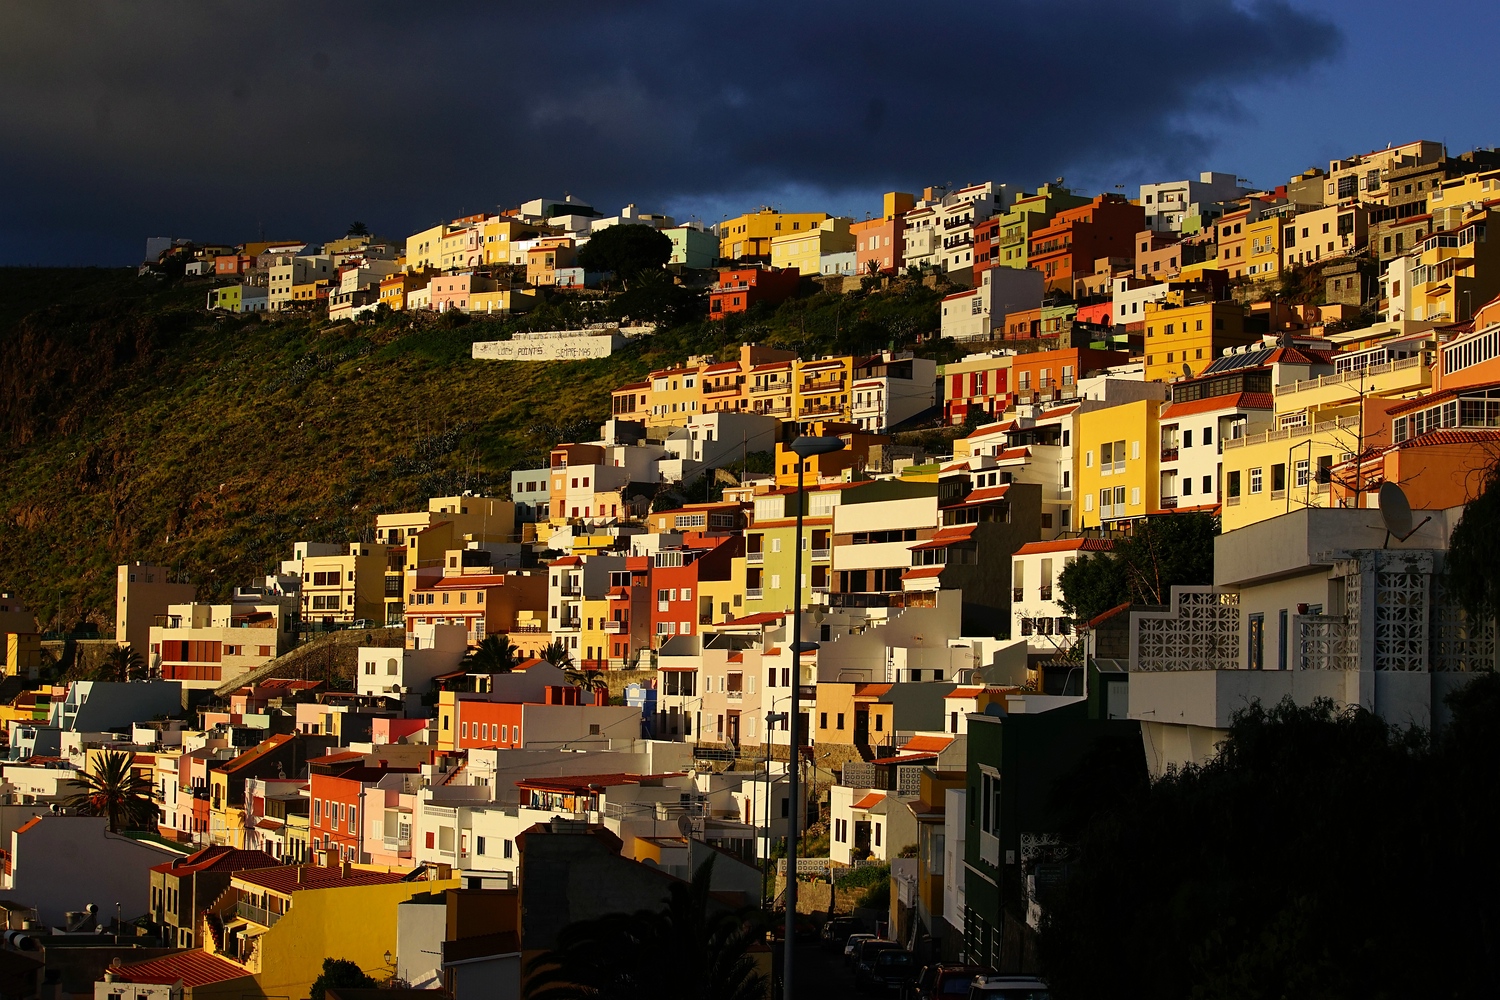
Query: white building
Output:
[[1010, 538, 1114, 654], [1157, 391, 1275, 509], [940, 266, 1045, 340], [267, 255, 334, 310], [357, 623, 467, 701], [851, 352, 938, 433], [148, 598, 295, 690], [1138, 172, 1249, 232], [589, 203, 675, 232], [3, 815, 178, 925]]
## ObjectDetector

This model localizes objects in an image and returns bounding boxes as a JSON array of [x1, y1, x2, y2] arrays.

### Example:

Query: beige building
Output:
[[148, 600, 294, 690], [297, 544, 391, 626], [117, 563, 196, 656]]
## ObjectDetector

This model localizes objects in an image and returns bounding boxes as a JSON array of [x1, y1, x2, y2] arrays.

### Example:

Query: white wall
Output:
[[6, 815, 178, 925]]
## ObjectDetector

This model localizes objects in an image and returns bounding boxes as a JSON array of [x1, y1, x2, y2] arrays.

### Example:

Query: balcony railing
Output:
[[746, 588, 765, 600], [237, 901, 282, 927], [382, 835, 412, 853], [604, 620, 625, 633], [810, 548, 831, 561], [746, 551, 765, 565], [1160, 447, 1179, 462], [1160, 495, 1178, 509], [1012, 587, 1024, 602], [560, 617, 581, 630], [1039, 586, 1052, 601]]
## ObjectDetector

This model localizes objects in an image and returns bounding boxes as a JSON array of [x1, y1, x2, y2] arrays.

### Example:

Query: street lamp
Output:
[[782, 435, 843, 1000]]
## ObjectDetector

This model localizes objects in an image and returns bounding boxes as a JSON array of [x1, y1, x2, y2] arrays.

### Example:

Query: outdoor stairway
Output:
[[210, 627, 402, 698]]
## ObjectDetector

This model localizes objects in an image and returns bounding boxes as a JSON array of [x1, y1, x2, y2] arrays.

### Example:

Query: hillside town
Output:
[[4, 136, 1500, 1000]]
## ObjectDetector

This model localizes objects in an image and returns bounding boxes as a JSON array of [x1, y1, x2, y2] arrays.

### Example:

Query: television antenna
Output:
[[1378, 482, 1431, 547]]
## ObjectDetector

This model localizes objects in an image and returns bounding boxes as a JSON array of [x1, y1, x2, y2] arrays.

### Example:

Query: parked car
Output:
[[864, 948, 919, 993], [967, 975, 1049, 1000], [853, 940, 904, 986], [768, 913, 819, 942], [844, 933, 877, 966], [349, 618, 377, 628], [822, 916, 869, 952], [911, 964, 990, 1000]]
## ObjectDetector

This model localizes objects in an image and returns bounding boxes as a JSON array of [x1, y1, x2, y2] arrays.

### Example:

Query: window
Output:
[[1294, 459, 1310, 488], [476, 836, 486, 855], [1249, 613, 1265, 669], [1250, 468, 1263, 494], [836, 713, 845, 730], [1272, 463, 1286, 492], [820, 712, 828, 729]]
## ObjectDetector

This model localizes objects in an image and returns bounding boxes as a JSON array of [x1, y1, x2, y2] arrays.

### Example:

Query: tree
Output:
[[98, 644, 145, 682], [1037, 683, 1500, 1000], [64, 749, 157, 832], [309, 957, 376, 1000], [525, 856, 768, 1000], [346, 221, 370, 237], [463, 634, 520, 674], [1057, 512, 1218, 623], [565, 663, 610, 701], [540, 638, 574, 671], [1444, 460, 1500, 620], [576, 224, 672, 281]]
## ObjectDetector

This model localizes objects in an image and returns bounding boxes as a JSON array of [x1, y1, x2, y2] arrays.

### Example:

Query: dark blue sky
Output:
[[1, 0, 1496, 266]]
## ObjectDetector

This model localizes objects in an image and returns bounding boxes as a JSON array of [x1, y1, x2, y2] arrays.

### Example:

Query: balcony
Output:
[[1160, 447, 1179, 462], [746, 588, 765, 601], [236, 900, 282, 927], [810, 548, 831, 561], [1039, 586, 1053, 601], [798, 402, 844, 418], [750, 380, 785, 394], [727, 690, 743, 701], [604, 620, 625, 634], [559, 617, 581, 631], [382, 834, 412, 853], [1160, 495, 1178, 509], [801, 376, 846, 392], [1013, 587, 1024, 603], [746, 551, 765, 565]]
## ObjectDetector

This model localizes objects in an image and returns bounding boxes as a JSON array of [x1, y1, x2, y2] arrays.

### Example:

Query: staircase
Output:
[[211, 627, 403, 698]]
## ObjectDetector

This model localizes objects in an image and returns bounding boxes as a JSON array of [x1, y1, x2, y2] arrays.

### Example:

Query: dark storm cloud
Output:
[[0, 1, 1340, 264]]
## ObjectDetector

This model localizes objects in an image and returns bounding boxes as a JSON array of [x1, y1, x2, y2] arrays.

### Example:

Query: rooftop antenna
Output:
[[1378, 482, 1430, 547]]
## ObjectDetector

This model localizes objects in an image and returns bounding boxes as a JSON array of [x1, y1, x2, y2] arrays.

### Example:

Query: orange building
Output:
[[1027, 194, 1144, 292], [709, 266, 801, 317]]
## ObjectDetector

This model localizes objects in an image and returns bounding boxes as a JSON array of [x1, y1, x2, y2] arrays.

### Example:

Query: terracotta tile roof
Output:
[[428, 575, 516, 588], [944, 686, 986, 698], [150, 846, 280, 875], [910, 525, 978, 551], [869, 752, 937, 765], [309, 751, 364, 765], [902, 566, 945, 580], [517, 773, 680, 793], [852, 792, 886, 810], [1391, 428, 1500, 449], [718, 612, 787, 627], [216, 734, 293, 774], [1014, 537, 1115, 555], [110, 951, 251, 987], [1387, 380, 1500, 415], [902, 735, 955, 754], [1037, 403, 1081, 420], [956, 485, 1013, 505], [853, 683, 892, 698], [1161, 391, 1275, 418], [702, 361, 742, 373], [550, 556, 583, 566], [233, 863, 410, 894]]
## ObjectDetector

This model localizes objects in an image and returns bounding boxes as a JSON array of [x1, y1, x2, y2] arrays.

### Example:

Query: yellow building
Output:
[[1142, 299, 1257, 382], [299, 543, 391, 625], [469, 287, 537, 315], [479, 216, 554, 266], [719, 208, 831, 262], [795, 356, 856, 422], [1075, 399, 1160, 528], [1243, 214, 1284, 285], [405, 222, 450, 272], [769, 217, 854, 276], [1219, 415, 1358, 531], [204, 863, 460, 1000], [1402, 210, 1500, 325], [642, 363, 704, 428]]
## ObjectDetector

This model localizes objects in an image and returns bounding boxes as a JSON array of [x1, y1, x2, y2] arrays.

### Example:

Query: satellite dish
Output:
[[1378, 482, 1413, 537], [1181, 363, 1193, 379]]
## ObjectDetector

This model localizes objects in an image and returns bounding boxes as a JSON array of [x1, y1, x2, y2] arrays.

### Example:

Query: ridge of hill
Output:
[[0, 268, 947, 629]]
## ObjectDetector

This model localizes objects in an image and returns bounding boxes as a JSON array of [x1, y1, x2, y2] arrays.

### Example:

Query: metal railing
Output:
[[1160, 496, 1178, 509], [1273, 355, 1425, 397], [1160, 447, 1179, 462], [746, 551, 764, 564], [746, 588, 765, 600], [810, 548, 831, 561], [236, 900, 281, 927]]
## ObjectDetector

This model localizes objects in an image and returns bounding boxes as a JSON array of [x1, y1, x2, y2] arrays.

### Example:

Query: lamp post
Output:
[[782, 435, 843, 1000]]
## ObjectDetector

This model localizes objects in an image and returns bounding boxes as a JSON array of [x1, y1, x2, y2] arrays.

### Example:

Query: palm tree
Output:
[[99, 645, 145, 682], [525, 856, 767, 1000], [563, 665, 610, 703], [64, 749, 157, 833], [464, 635, 520, 674], [539, 638, 574, 671]]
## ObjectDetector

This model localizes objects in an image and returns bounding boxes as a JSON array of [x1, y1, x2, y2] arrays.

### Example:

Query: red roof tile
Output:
[[150, 846, 280, 875], [1161, 391, 1275, 418], [1392, 428, 1500, 449], [1014, 538, 1115, 555], [902, 566, 945, 579], [902, 735, 955, 754], [110, 951, 250, 987], [852, 792, 886, 810], [233, 863, 410, 894]]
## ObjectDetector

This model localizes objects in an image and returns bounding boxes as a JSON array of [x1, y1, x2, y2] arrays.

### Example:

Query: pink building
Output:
[[853, 216, 905, 275], [429, 273, 498, 313]]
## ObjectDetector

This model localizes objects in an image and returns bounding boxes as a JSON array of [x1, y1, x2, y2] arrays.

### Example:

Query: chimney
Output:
[[342, 858, 351, 878], [296, 864, 303, 885]]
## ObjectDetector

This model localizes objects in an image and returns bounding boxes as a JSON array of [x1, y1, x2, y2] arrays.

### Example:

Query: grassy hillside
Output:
[[0, 269, 945, 629]]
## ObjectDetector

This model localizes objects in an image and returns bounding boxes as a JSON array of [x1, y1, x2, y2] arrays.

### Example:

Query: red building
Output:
[[709, 267, 801, 317], [648, 536, 742, 645], [1008, 348, 1130, 408], [308, 762, 419, 864], [1027, 194, 1144, 293], [214, 254, 251, 275], [853, 216, 905, 275], [972, 217, 1002, 275]]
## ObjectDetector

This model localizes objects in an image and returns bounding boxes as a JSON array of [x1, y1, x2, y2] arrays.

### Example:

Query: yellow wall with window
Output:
[[1143, 301, 1256, 382], [1075, 400, 1158, 529]]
